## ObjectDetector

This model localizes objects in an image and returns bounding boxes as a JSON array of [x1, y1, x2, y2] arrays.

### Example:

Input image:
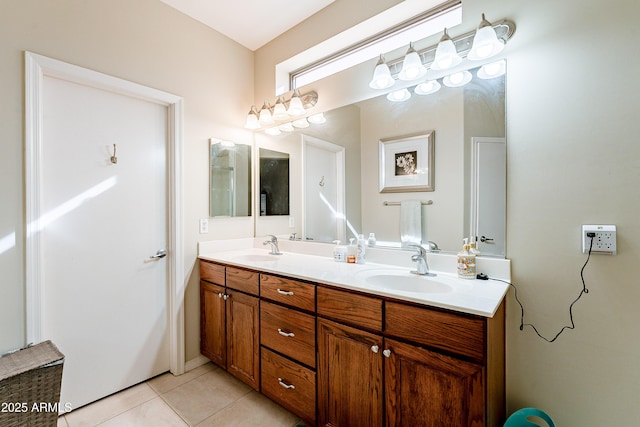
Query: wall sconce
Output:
[[244, 90, 318, 130]]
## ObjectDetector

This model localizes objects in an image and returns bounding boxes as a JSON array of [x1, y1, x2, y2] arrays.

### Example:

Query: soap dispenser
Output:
[[333, 240, 347, 262], [469, 236, 480, 256], [457, 238, 476, 279], [356, 234, 366, 264]]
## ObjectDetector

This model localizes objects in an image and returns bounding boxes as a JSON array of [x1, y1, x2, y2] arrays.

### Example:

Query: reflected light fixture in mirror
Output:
[[387, 88, 411, 102], [414, 79, 441, 95], [477, 59, 506, 79], [443, 70, 472, 87]]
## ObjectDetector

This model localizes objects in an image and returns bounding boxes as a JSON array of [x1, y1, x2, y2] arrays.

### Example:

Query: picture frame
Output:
[[379, 131, 435, 193]]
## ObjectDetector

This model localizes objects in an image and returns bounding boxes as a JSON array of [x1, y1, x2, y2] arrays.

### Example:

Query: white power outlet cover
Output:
[[582, 224, 616, 255]]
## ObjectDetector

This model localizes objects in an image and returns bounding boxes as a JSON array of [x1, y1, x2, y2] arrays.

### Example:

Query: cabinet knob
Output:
[[371, 345, 379, 354], [218, 293, 223, 298], [223, 294, 229, 300], [383, 349, 392, 358], [277, 378, 296, 390], [277, 328, 295, 338], [276, 289, 294, 296]]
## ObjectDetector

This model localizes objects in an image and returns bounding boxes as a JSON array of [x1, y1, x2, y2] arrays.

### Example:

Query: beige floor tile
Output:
[[160, 368, 252, 426], [64, 382, 158, 427], [99, 396, 188, 427], [147, 363, 217, 394], [57, 415, 69, 426], [196, 391, 300, 427]]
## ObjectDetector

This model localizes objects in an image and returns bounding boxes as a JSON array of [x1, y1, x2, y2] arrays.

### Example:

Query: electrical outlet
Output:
[[199, 218, 209, 234], [582, 224, 616, 255]]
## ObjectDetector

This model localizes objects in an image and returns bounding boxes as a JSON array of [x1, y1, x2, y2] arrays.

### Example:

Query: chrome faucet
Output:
[[409, 244, 436, 277], [263, 235, 282, 255]]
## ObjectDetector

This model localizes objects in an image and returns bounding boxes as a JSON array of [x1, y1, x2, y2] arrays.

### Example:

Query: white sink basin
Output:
[[232, 254, 281, 262], [361, 271, 453, 294]]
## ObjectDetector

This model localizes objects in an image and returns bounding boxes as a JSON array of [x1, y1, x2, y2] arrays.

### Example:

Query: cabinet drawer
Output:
[[317, 286, 382, 332], [261, 302, 316, 368], [200, 261, 225, 286], [226, 267, 259, 296], [386, 302, 485, 361], [261, 347, 316, 425], [260, 274, 315, 312]]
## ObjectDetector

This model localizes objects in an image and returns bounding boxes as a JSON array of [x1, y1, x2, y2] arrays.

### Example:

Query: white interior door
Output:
[[40, 75, 170, 410], [470, 137, 506, 256], [302, 135, 345, 243]]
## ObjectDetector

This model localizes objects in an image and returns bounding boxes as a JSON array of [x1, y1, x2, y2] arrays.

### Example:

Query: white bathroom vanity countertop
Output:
[[198, 240, 510, 318]]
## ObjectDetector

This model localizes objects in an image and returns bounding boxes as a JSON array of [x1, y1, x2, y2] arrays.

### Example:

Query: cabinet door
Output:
[[200, 281, 226, 367], [318, 318, 383, 427], [385, 338, 484, 427], [226, 289, 260, 390]]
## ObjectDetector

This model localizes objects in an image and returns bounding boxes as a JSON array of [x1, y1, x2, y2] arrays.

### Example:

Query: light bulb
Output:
[[258, 101, 274, 125], [468, 14, 505, 61], [398, 44, 427, 81], [287, 90, 305, 116], [244, 106, 260, 130], [431, 28, 462, 71], [369, 55, 395, 89], [272, 97, 289, 121]]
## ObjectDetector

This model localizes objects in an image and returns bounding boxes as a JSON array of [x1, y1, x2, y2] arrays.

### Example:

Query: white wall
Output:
[[0, 0, 254, 362], [254, 0, 640, 425]]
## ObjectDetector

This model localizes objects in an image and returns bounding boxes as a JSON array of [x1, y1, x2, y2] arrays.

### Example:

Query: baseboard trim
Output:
[[184, 355, 209, 372]]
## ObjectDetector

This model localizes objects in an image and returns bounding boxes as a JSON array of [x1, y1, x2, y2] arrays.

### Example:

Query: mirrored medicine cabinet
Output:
[[209, 139, 252, 217]]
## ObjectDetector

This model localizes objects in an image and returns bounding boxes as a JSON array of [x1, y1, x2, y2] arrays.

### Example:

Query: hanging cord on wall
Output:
[[487, 235, 594, 343]]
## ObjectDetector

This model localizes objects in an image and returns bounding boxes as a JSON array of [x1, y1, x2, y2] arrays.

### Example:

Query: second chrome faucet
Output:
[[263, 234, 283, 255], [409, 244, 436, 277]]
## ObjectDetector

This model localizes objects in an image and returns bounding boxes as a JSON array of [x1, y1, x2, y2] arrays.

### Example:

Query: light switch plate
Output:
[[199, 218, 209, 234]]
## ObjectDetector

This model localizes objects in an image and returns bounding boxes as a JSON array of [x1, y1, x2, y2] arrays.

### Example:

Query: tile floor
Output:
[[57, 362, 307, 427]]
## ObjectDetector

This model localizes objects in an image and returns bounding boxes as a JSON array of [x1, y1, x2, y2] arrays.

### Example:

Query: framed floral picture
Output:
[[379, 131, 434, 193]]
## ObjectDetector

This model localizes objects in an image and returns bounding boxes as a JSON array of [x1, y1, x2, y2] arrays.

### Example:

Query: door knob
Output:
[[480, 236, 494, 243]]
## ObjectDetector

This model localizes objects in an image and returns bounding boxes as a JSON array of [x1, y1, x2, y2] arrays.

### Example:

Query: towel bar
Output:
[[383, 200, 433, 206]]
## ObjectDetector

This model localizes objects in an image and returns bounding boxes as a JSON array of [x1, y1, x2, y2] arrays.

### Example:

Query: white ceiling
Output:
[[159, 0, 336, 51]]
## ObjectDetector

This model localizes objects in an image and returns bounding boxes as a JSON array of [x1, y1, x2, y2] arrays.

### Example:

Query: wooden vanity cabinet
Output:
[[199, 261, 260, 391], [201, 260, 505, 426]]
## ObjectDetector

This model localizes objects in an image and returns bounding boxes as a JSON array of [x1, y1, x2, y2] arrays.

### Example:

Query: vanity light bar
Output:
[[386, 19, 516, 77]]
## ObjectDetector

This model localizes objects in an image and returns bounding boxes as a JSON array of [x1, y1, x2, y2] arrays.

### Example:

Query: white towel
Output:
[[400, 200, 422, 248]]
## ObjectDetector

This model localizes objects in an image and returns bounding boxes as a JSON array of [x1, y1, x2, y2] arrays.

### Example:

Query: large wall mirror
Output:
[[209, 139, 252, 217], [256, 64, 506, 256]]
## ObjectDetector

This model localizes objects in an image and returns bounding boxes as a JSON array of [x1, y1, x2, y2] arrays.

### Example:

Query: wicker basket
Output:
[[0, 340, 65, 427]]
